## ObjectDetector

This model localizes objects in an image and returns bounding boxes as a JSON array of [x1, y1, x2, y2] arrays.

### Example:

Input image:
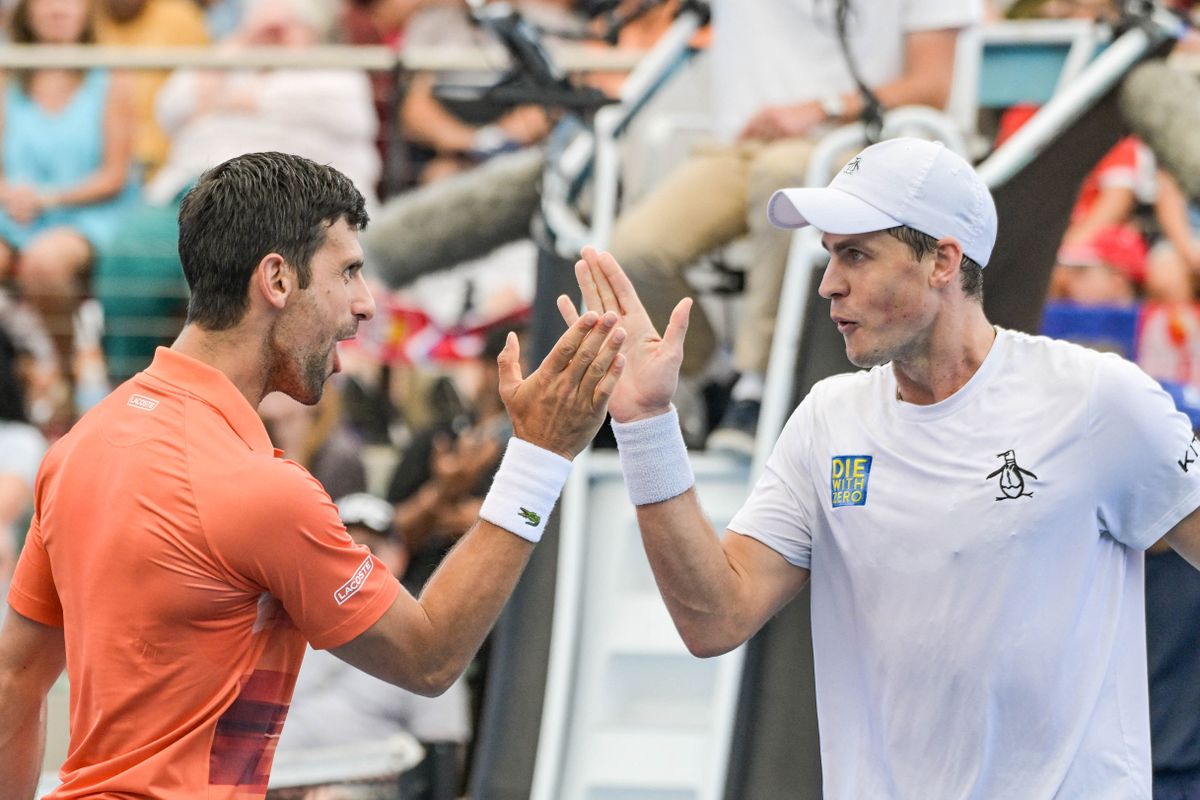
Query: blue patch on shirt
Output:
[[831, 455, 872, 507]]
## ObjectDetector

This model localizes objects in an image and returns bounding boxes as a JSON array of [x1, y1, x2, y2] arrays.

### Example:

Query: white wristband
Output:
[[479, 437, 571, 543], [611, 405, 694, 506]]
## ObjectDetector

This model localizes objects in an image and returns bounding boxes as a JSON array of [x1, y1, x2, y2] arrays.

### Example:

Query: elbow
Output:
[[678, 623, 743, 659], [683, 637, 735, 659], [408, 657, 464, 698]]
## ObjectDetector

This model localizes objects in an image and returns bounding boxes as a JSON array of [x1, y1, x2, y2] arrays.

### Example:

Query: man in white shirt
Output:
[[610, 0, 982, 454], [564, 137, 1200, 798]]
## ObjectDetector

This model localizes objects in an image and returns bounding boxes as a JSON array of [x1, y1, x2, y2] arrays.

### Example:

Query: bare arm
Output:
[[739, 27, 960, 141], [0, 609, 65, 800], [563, 248, 810, 655], [1154, 169, 1200, 269], [400, 73, 481, 153], [1061, 185, 1137, 246], [638, 489, 809, 656], [334, 311, 627, 695]]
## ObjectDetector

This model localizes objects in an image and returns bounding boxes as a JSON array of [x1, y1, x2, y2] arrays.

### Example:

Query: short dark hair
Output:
[[177, 152, 369, 330], [886, 225, 984, 302]]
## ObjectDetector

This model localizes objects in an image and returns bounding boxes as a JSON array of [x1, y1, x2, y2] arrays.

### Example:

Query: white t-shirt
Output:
[[729, 328, 1200, 799], [710, 0, 982, 141], [277, 646, 471, 750]]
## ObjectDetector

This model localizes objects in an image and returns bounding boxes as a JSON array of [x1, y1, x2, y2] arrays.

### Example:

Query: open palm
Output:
[[556, 247, 691, 423]]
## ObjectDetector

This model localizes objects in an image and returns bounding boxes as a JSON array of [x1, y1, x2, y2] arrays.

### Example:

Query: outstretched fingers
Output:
[[590, 248, 647, 318], [662, 297, 692, 359], [557, 294, 581, 326], [564, 311, 619, 385], [575, 257, 604, 315], [581, 246, 622, 315], [540, 310, 600, 375], [495, 331, 524, 401], [578, 323, 627, 408]]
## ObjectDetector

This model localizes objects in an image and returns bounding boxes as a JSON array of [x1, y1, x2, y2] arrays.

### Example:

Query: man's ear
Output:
[[930, 237, 965, 291], [252, 253, 293, 311]]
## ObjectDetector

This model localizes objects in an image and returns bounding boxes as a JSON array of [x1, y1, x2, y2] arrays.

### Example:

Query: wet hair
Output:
[[177, 152, 368, 331], [886, 225, 984, 302]]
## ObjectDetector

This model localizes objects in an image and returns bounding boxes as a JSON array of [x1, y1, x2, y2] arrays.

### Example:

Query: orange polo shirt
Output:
[[8, 348, 401, 798]]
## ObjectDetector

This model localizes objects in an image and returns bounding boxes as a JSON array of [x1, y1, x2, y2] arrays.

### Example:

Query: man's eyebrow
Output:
[[821, 235, 872, 253]]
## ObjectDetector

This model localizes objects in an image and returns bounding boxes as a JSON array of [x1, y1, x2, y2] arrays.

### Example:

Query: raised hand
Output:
[[557, 247, 691, 423], [497, 309, 626, 459]]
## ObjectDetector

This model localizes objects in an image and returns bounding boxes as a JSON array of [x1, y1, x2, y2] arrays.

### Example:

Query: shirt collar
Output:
[[143, 347, 274, 454]]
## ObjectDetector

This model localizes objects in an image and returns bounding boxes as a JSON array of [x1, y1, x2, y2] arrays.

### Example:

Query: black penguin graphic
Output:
[[986, 450, 1037, 501]]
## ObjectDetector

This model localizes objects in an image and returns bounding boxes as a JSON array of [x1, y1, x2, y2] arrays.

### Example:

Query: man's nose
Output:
[[352, 273, 376, 322]]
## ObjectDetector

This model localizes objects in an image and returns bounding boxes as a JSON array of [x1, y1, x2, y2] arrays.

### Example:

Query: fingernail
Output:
[[603, 312, 618, 327], [613, 329, 626, 344]]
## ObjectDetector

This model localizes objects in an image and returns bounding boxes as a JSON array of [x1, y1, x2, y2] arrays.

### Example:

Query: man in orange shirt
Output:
[[0, 151, 626, 798]]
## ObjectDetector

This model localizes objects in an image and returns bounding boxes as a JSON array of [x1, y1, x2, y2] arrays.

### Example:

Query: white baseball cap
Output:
[[767, 138, 998, 267]]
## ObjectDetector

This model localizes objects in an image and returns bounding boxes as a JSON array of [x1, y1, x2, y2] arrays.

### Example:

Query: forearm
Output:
[[42, 168, 127, 209], [401, 75, 477, 153], [0, 679, 49, 800], [409, 521, 534, 692], [1157, 171, 1196, 256], [637, 490, 752, 657]]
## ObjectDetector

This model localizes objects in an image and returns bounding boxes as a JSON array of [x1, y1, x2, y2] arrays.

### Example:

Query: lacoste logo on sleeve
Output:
[[334, 555, 374, 606], [127, 394, 159, 411], [518, 507, 541, 527]]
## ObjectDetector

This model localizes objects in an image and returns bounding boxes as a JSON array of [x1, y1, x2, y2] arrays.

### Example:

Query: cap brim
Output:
[[768, 187, 902, 234]]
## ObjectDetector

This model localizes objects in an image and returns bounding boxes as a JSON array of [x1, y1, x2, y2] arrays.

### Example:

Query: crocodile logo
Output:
[[518, 507, 541, 527]]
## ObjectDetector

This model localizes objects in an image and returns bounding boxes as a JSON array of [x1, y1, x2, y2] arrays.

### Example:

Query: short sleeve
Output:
[[727, 397, 820, 569], [1089, 354, 1200, 550], [8, 514, 63, 627], [902, 0, 982, 32], [206, 461, 401, 650]]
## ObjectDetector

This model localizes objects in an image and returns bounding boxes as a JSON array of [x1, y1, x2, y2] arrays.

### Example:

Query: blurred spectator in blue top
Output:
[[0, 0, 136, 397]]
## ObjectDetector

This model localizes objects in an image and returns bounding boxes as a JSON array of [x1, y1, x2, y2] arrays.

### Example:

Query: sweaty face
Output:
[[817, 231, 939, 369], [269, 218, 375, 404]]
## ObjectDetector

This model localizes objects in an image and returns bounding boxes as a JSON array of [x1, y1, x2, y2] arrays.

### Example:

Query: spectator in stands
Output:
[[0, 327, 47, 617], [95, 0, 210, 177], [604, 0, 979, 456], [0, 0, 138, 414], [1149, 169, 1200, 304], [258, 383, 368, 502], [95, 0, 381, 382], [1049, 224, 1148, 307], [148, 0, 380, 207], [340, 0, 449, 198], [397, 0, 581, 185], [278, 492, 471, 800]]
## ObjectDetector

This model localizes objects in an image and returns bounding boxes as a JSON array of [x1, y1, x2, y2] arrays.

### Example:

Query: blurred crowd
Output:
[[3, 0, 1200, 796]]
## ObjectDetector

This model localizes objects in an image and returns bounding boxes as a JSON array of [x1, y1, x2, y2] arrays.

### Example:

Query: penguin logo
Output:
[[986, 450, 1037, 501], [843, 157, 862, 176]]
